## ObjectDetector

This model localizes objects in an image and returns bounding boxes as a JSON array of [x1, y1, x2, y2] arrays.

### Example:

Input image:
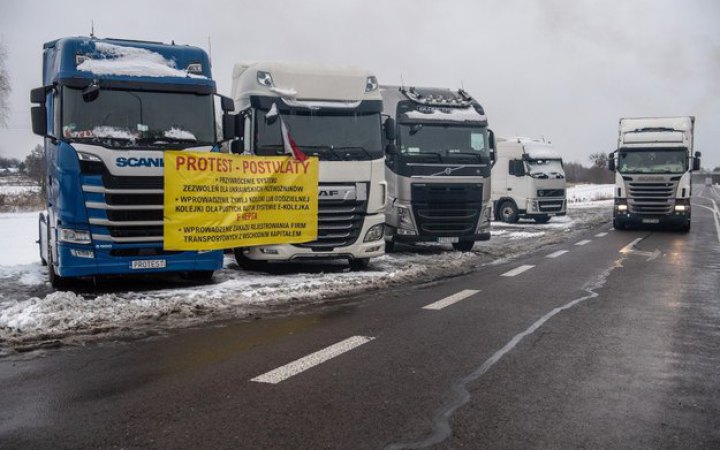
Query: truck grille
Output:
[[627, 181, 676, 215], [294, 198, 367, 250], [537, 189, 565, 198], [411, 183, 482, 236], [538, 199, 565, 213]]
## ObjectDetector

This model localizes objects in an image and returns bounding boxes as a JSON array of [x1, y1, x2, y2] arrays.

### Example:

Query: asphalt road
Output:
[[1, 186, 719, 449]]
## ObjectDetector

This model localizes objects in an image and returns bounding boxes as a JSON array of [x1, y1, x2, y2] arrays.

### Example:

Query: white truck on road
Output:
[[608, 116, 700, 231], [491, 137, 566, 223], [229, 62, 386, 270]]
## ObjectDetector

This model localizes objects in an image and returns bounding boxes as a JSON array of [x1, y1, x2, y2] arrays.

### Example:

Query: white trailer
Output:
[[491, 137, 566, 223], [229, 62, 386, 270], [608, 116, 700, 231]]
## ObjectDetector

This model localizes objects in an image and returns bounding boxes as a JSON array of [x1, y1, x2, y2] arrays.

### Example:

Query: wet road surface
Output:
[[1, 186, 719, 449]]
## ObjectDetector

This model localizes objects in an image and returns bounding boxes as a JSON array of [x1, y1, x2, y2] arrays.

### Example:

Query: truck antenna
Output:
[[90, 20, 95, 38], [400, 74, 405, 91], [208, 35, 213, 63], [461, 79, 465, 90]]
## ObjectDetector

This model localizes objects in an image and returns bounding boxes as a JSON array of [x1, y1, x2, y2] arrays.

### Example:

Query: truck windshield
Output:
[[398, 124, 489, 159], [61, 87, 215, 148], [527, 159, 565, 179], [617, 149, 688, 174], [255, 109, 383, 161]]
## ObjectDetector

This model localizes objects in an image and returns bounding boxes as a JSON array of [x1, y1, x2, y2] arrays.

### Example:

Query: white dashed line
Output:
[[595, 232, 608, 237], [501, 265, 535, 277], [423, 289, 479, 310], [546, 250, 569, 258], [575, 239, 592, 246], [251, 336, 374, 384]]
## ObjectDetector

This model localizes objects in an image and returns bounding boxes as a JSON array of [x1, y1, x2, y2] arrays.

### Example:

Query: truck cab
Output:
[[609, 116, 699, 231], [30, 37, 233, 286], [229, 62, 386, 270], [491, 137, 566, 223], [381, 86, 494, 252]]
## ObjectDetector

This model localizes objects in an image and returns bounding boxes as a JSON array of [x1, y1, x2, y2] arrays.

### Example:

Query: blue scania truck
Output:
[[30, 37, 234, 287]]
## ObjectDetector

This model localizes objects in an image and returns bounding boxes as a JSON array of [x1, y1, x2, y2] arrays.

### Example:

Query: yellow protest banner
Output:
[[163, 152, 318, 251]]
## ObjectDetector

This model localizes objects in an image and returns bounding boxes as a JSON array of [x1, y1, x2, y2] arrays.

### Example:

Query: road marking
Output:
[[501, 265, 535, 277], [575, 239, 592, 246], [619, 237, 643, 254], [251, 336, 374, 384], [423, 289, 479, 310], [546, 250, 569, 258], [697, 195, 720, 244], [595, 232, 608, 237]]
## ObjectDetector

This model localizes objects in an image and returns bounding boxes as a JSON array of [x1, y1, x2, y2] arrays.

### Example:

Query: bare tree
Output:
[[588, 152, 608, 169], [0, 39, 10, 127], [24, 144, 47, 198]]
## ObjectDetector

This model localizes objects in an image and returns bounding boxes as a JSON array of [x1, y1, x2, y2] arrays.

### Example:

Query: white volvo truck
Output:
[[380, 86, 494, 252], [229, 62, 386, 270], [608, 116, 700, 231], [491, 137, 566, 223]]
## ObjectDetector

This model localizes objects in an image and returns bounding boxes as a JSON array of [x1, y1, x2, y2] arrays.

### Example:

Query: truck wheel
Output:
[[233, 248, 267, 271], [349, 258, 370, 271], [385, 239, 395, 253], [452, 241, 475, 252], [613, 219, 625, 230], [533, 215, 551, 224], [38, 214, 47, 266], [46, 237, 69, 289], [679, 221, 691, 232], [499, 201, 519, 223]]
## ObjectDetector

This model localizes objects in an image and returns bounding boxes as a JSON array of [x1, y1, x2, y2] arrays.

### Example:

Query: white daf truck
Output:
[[229, 61, 386, 270], [491, 137, 566, 223], [608, 116, 700, 231], [380, 86, 494, 251]]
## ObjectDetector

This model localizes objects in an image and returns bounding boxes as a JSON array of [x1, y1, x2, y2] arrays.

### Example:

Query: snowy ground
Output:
[[0, 186, 613, 353], [0, 176, 40, 196]]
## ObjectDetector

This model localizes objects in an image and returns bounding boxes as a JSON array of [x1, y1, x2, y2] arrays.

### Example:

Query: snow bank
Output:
[[77, 42, 205, 79]]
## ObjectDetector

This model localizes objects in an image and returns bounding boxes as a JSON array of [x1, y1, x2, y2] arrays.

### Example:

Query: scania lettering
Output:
[[31, 37, 235, 286], [491, 137, 567, 223], [608, 116, 699, 231], [230, 62, 386, 270], [380, 86, 494, 252], [115, 157, 165, 168]]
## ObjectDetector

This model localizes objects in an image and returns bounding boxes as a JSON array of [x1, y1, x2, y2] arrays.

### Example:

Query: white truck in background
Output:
[[608, 116, 700, 231], [229, 61, 386, 270], [380, 86, 494, 252], [491, 137, 566, 223]]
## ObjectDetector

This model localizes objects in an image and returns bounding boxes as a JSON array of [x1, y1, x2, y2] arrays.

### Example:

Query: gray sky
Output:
[[1, 0, 718, 168]]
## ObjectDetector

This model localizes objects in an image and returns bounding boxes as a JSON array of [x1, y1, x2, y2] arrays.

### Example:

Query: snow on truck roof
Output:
[[380, 85, 487, 123], [498, 137, 562, 160], [230, 61, 381, 110], [42, 37, 214, 86]]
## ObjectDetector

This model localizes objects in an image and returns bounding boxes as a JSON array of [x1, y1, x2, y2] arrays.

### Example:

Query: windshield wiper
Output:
[[331, 146, 374, 160]]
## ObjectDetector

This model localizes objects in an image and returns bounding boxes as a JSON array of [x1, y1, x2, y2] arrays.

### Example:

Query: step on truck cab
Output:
[[491, 137, 566, 223], [229, 62, 386, 270], [380, 86, 494, 252], [608, 116, 700, 231], [31, 37, 235, 287]]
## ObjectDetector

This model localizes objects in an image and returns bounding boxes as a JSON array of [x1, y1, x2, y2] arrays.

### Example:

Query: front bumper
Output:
[[239, 214, 386, 261], [613, 211, 690, 228]]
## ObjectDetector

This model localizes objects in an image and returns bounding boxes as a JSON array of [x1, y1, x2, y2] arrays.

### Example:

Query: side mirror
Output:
[[384, 117, 396, 141], [31, 87, 48, 104], [222, 114, 235, 142], [31, 106, 47, 136], [220, 96, 235, 113], [509, 160, 525, 176], [82, 83, 100, 102], [385, 143, 397, 155], [693, 155, 701, 171], [234, 114, 245, 139], [230, 139, 243, 154], [608, 155, 616, 172], [488, 129, 496, 151], [489, 149, 496, 165]]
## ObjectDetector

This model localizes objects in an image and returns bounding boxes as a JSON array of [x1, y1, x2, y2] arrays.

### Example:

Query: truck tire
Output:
[[46, 230, 69, 289], [679, 221, 691, 232], [38, 214, 47, 266], [613, 219, 625, 230], [385, 239, 395, 253], [233, 248, 267, 271], [499, 201, 519, 223], [533, 215, 551, 224], [452, 241, 475, 252], [349, 258, 370, 271]]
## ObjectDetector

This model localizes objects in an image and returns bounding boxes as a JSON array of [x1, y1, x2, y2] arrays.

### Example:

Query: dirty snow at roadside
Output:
[[0, 186, 612, 348]]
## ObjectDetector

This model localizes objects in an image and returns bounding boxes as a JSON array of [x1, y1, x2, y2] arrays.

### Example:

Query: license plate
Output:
[[130, 259, 166, 269], [438, 237, 459, 244], [642, 218, 660, 224]]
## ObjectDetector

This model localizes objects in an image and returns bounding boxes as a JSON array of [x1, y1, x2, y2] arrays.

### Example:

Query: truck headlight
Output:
[[616, 204, 628, 211], [364, 224, 385, 242], [58, 228, 92, 244], [674, 205, 687, 212], [397, 206, 415, 230]]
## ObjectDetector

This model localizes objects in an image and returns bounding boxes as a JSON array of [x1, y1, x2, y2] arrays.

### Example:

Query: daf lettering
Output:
[[116, 157, 165, 168], [319, 190, 340, 197]]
